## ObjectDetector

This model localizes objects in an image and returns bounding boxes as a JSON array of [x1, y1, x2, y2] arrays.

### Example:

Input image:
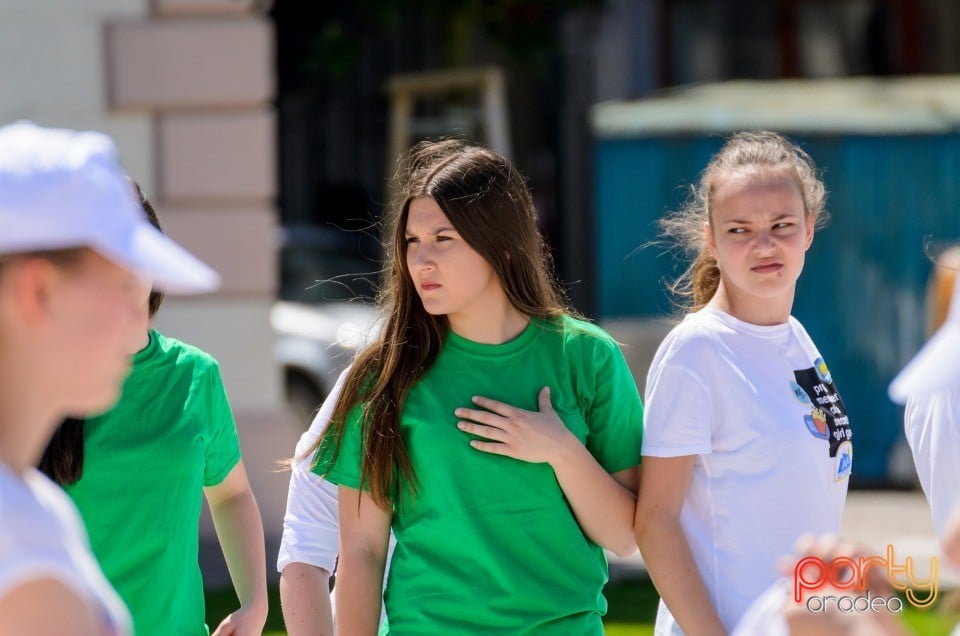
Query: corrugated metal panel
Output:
[[594, 131, 960, 481]]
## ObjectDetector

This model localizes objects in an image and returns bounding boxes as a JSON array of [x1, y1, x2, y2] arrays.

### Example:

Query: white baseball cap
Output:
[[0, 121, 219, 293], [889, 270, 960, 403]]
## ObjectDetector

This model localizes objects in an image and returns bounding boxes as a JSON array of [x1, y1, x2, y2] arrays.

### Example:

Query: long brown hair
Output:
[[309, 140, 570, 508], [661, 131, 828, 310]]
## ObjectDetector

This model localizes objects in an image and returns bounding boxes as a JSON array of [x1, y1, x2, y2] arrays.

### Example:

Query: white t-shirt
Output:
[[277, 367, 393, 622], [904, 390, 960, 636], [277, 369, 349, 575], [643, 307, 852, 635], [904, 388, 960, 545], [0, 464, 131, 636], [730, 581, 790, 636]]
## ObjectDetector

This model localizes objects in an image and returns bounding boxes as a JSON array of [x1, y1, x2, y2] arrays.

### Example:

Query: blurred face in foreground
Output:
[[0, 249, 152, 417]]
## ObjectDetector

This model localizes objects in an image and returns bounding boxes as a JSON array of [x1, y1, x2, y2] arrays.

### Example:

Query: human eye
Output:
[[404, 235, 419, 244], [773, 221, 796, 231], [435, 235, 453, 242], [727, 226, 747, 235]]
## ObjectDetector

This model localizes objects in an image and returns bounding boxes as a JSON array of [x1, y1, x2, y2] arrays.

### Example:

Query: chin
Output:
[[71, 393, 120, 417], [418, 299, 449, 316], [73, 373, 127, 415]]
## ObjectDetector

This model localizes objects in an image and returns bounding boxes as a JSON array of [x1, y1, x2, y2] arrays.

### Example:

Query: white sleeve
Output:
[[642, 361, 714, 457], [277, 367, 350, 574], [904, 389, 960, 544]]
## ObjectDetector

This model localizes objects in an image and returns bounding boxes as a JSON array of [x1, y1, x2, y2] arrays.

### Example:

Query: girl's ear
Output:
[[703, 221, 717, 260], [804, 212, 815, 250], [6, 258, 56, 327]]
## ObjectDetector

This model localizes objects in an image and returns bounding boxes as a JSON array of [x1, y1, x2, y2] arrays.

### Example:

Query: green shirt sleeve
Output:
[[311, 404, 364, 490], [202, 361, 242, 487], [583, 336, 644, 474]]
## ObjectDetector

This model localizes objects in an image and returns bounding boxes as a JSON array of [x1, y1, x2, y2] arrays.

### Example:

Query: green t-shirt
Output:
[[66, 329, 242, 636], [315, 316, 644, 634]]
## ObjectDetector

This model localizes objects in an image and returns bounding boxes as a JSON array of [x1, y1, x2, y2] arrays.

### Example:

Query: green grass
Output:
[[205, 577, 959, 635]]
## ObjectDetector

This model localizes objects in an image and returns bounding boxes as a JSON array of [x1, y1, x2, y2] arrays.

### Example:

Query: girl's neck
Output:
[[708, 281, 794, 326], [0, 374, 60, 474], [448, 302, 530, 345]]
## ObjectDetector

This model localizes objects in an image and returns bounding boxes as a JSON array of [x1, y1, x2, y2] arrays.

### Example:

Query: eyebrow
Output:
[[405, 225, 457, 235], [722, 213, 800, 224]]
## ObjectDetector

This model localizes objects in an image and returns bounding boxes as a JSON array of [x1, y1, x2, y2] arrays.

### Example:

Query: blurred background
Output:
[[3, 0, 960, 628]]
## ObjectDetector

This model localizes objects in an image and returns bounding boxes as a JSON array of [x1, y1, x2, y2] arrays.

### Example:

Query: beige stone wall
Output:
[[2, 1, 296, 568], [0, 0, 153, 190], [102, 1, 295, 562], [103, 3, 283, 413]]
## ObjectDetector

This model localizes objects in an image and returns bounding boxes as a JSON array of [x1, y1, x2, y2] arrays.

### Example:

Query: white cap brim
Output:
[[0, 121, 220, 295], [889, 321, 960, 403], [889, 272, 960, 403], [93, 223, 220, 294]]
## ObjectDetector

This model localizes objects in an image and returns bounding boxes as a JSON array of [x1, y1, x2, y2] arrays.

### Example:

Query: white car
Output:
[[271, 300, 378, 425]]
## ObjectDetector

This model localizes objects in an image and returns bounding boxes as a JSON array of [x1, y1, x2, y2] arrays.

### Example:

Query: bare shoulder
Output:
[[0, 577, 100, 636]]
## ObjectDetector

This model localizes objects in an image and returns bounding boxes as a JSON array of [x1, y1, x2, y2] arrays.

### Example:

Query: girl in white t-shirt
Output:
[[895, 246, 960, 569], [635, 131, 852, 635], [0, 121, 217, 635]]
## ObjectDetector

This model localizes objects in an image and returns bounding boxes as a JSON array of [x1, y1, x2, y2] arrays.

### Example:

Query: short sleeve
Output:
[[202, 362, 242, 487], [904, 389, 960, 542], [278, 368, 350, 573], [311, 402, 365, 491], [583, 339, 645, 473], [642, 361, 713, 457]]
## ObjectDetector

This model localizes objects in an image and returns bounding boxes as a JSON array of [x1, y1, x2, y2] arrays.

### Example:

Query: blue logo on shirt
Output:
[[813, 357, 832, 383], [834, 441, 853, 482]]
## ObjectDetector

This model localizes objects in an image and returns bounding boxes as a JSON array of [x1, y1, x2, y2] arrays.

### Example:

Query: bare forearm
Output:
[[637, 515, 725, 636], [551, 443, 637, 556], [209, 490, 268, 616], [942, 504, 960, 568], [335, 549, 385, 636], [280, 563, 333, 636]]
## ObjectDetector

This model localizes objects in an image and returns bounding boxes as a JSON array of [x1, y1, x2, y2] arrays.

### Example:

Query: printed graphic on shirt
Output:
[[813, 357, 832, 383], [793, 361, 852, 461], [834, 441, 853, 482], [791, 380, 812, 405], [803, 408, 829, 440]]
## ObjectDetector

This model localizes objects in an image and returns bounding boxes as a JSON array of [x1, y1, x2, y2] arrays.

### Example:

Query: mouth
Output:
[[420, 282, 441, 291], [751, 263, 783, 274]]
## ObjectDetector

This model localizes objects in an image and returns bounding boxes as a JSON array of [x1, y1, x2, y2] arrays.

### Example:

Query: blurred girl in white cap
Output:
[[0, 121, 218, 635], [39, 182, 267, 636], [891, 246, 960, 570]]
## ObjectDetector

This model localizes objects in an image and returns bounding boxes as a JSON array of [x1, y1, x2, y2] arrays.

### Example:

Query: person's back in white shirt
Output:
[[0, 465, 131, 635]]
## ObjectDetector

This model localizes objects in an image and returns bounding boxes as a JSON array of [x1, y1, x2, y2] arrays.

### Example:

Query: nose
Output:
[[752, 229, 776, 255], [408, 243, 436, 271]]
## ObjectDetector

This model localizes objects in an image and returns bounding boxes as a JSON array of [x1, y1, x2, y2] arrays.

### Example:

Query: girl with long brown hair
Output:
[[308, 139, 644, 634]]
